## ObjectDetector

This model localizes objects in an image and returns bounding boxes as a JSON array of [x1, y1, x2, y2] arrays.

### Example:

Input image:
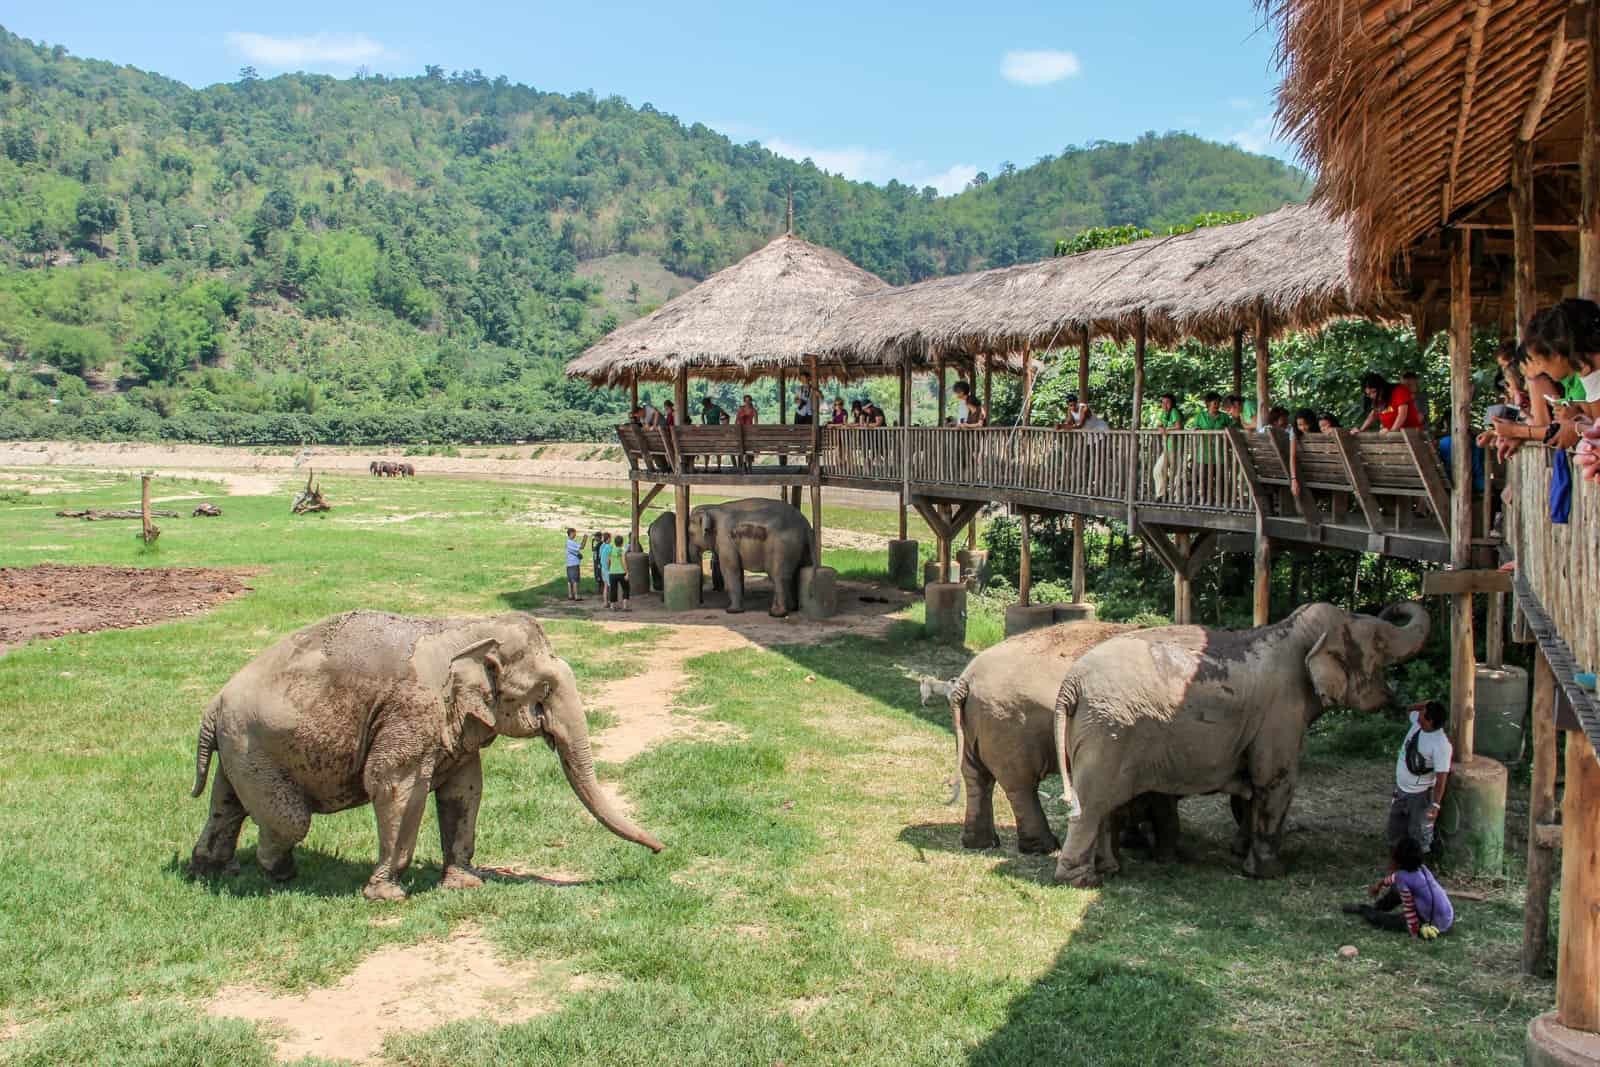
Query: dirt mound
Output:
[[0, 565, 252, 652]]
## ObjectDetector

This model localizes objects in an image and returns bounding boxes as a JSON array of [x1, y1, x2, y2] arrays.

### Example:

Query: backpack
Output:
[[1403, 727, 1433, 777]]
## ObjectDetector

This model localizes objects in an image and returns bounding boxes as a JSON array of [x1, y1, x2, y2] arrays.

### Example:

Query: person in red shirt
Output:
[[1357, 372, 1423, 432], [735, 395, 758, 425]]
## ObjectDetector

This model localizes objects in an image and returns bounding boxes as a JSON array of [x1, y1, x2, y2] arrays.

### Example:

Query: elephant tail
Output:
[[945, 673, 971, 805], [191, 697, 219, 798], [1052, 674, 1082, 819]]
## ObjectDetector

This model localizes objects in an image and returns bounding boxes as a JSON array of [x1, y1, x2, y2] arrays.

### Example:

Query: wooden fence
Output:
[[1509, 447, 1600, 669]]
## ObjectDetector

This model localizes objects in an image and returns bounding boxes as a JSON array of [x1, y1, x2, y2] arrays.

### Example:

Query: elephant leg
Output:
[[722, 555, 745, 613], [436, 756, 484, 890], [227, 756, 310, 882], [769, 560, 791, 617], [1229, 795, 1251, 858], [1055, 802, 1112, 886], [366, 767, 432, 901], [1242, 773, 1296, 879], [960, 755, 1000, 850], [189, 763, 247, 877], [1094, 815, 1123, 876], [1004, 783, 1060, 855], [1148, 795, 1181, 863], [710, 554, 725, 592]]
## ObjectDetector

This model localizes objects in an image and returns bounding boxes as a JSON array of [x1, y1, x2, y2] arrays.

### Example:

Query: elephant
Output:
[[1050, 600, 1430, 887], [948, 620, 1180, 864], [647, 511, 701, 591], [687, 498, 814, 616], [187, 610, 663, 901]]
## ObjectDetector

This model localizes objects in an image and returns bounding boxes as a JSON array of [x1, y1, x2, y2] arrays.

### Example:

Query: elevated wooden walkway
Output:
[[617, 424, 1494, 566]]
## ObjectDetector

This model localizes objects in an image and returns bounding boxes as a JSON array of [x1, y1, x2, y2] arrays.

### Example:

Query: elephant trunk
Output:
[[1377, 601, 1431, 661], [553, 729, 665, 853]]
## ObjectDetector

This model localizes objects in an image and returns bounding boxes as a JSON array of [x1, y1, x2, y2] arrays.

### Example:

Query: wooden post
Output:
[[674, 368, 690, 564], [1232, 329, 1244, 399], [809, 355, 822, 565], [1173, 530, 1191, 624], [937, 357, 947, 425], [984, 353, 994, 420], [1131, 314, 1146, 430], [778, 369, 787, 425], [899, 362, 911, 540], [1524, 649, 1559, 975], [630, 374, 639, 412], [1448, 229, 1476, 759], [1020, 344, 1034, 424], [1254, 306, 1270, 426], [1019, 509, 1032, 606], [1252, 525, 1271, 626], [631, 481, 641, 544], [1073, 327, 1090, 603], [1558, 730, 1600, 1030], [1582, 0, 1600, 299], [1512, 140, 1537, 326], [140, 473, 157, 544]]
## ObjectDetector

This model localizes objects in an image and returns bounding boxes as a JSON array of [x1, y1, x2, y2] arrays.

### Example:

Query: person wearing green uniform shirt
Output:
[[1190, 392, 1238, 489], [606, 532, 631, 612], [1152, 393, 1185, 497]]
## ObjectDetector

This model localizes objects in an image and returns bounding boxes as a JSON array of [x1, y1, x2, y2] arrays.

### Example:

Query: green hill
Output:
[[0, 27, 1309, 443]]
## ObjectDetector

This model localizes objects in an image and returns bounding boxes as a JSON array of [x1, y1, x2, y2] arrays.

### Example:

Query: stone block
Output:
[[661, 563, 702, 612], [957, 548, 990, 589], [925, 581, 968, 643], [1437, 753, 1507, 876], [1052, 602, 1098, 624], [624, 552, 651, 599], [1004, 603, 1058, 637], [887, 539, 919, 590], [924, 560, 956, 587], [798, 565, 838, 619]]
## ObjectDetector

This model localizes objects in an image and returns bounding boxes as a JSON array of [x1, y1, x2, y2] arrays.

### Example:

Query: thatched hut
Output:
[[565, 232, 889, 387], [821, 203, 1380, 363]]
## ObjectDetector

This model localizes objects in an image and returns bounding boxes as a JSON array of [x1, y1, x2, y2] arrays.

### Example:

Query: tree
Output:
[[75, 191, 118, 252], [238, 66, 258, 82]]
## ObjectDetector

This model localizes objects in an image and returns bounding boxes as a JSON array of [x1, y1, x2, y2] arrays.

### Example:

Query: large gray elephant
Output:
[[647, 510, 700, 591], [948, 620, 1138, 854], [1051, 601, 1430, 886], [687, 497, 813, 616], [188, 610, 663, 901]]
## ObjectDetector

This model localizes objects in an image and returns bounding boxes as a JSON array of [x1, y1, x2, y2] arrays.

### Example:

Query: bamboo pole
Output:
[[674, 368, 689, 564], [1582, 0, 1600, 299], [810, 355, 822, 566], [1448, 229, 1476, 759], [937, 357, 946, 425], [899, 362, 911, 541], [1020, 344, 1034, 424], [1254, 306, 1270, 427], [1073, 328, 1090, 602], [1232, 329, 1244, 399]]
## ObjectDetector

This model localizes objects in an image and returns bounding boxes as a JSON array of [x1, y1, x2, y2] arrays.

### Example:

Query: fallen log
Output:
[[192, 503, 222, 517], [57, 508, 182, 521]]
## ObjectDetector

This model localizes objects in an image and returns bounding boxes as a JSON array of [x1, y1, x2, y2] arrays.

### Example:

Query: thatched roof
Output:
[[1265, 0, 1586, 293], [565, 233, 889, 385], [822, 203, 1379, 363]]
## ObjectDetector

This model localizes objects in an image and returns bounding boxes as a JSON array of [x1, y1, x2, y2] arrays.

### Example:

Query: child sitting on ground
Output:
[[1344, 837, 1454, 939]]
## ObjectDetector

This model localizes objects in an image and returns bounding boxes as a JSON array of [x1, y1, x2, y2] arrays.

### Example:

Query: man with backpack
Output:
[[1388, 701, 1452, 852]]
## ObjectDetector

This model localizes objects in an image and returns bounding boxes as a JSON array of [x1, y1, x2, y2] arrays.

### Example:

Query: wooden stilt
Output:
[[1173, 530, 1191, 624], [1448, 229, 1476, 759], [1071, 515, 1086, 603], [673, 485, 689, 565], [1232, 329, 1244, 399], [1254, 306, 1270, 426], [1558, 730, 1600, 1030], [1524, 649, 1559, 975], [1020, 344, 1034, 424], [1019, 510, 1032, 606], [630, 481, 641, 544], [899, 362, 911, 540], [1253, 528, 1271, 626], [937, 357, 946, 425]]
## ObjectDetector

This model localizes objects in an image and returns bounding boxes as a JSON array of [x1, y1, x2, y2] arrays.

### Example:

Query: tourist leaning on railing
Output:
[[1289, 409, 1318, 498], [1490, 300, 1600, 454], [1357, 373, 1423, 433]]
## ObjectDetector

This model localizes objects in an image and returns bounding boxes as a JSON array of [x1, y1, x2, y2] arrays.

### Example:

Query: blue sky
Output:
[[5, 1, 1295, 194]]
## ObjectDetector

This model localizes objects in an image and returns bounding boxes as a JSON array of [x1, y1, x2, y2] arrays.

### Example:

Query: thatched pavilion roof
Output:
[[1265, 0, 1586, 294], [565, 233, 889, 386], [822, 203, 1379, 364]]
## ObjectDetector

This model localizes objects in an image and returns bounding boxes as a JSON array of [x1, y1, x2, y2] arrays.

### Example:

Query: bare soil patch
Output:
[[207, 924, 574, 1064], [0, 565, 252, 653]]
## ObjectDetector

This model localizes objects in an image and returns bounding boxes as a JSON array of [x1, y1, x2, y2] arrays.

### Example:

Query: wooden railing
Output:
[[1132, 430, 1252, 512], [822, 426, 900, 481], [616, 423, 816, 474]]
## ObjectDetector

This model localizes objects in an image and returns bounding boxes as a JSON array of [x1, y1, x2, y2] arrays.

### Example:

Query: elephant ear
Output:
[[1304, 626, 1350, 707], [444, 637, 503, 748]]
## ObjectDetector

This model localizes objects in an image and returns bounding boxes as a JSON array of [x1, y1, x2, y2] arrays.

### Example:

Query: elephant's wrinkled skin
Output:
[[647, 511, 700, 591], [949, 621, 1136, 853], [687, 498, 813, 616], [1051, 601, 1430, 886], [188, 610, 663, 900]]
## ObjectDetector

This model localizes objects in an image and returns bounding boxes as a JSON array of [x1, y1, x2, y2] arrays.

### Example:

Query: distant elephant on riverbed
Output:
[[188, 610, 663, 900], [948, 620, 1178, 860], [1051, 601, 1430, 886], [687, 498, 813, 616]]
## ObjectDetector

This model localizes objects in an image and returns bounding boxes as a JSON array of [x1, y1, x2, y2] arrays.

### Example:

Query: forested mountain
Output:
[[0, 27, 1309, 442]]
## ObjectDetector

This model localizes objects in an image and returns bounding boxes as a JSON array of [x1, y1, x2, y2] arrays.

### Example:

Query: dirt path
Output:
[[587, 623, 752, 762], [0, 566, 252, 654]]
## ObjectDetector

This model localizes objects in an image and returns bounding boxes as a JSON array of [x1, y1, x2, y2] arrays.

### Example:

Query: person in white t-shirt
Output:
[[1387, 700, 1452, 852]]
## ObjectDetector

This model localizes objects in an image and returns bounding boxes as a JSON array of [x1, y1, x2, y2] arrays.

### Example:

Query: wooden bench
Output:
[[1240, 428, 1450, 536], [616, 424, 674, 472]]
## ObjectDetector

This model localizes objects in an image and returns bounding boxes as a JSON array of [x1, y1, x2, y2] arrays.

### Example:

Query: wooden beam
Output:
[[1330, 429, 1384, 531], [1557, 730, 1600, 1029], [1442, 0, 1492, 223], [673, 485, 689, 565], [937, 356, 947, 425], [1398, 428, 1454, 535], [637, 482, 665, 516], [1524, 649, 1559, 976], [630, 481, 642, 543], [1173, 530, 1192, 624], [911, 499, 953, 541], [1137, 524, 1184, 574], [1421, 569, 1513, 596], [1253, 524, 1271, 626], [1078, 328, 1091, 398], [1232, 329, 1244, 399], [1224, 426, 1267, 517], [1265, 430, 1320, 532], [1583, 0, 1600, 299], [1019, 509, 1032, 606], [1020, 344, 1035, 423], [899, 362, 911, 541], [1254, 304, 1270, 423], [1521, 22, 1570, 142], [1449, 229, 1476, 760], [1182, 530, 1220, 579], [1071, 514, 1087, 603], [1127, 312, 1146, 527], [1511, 139, 1537, 333]]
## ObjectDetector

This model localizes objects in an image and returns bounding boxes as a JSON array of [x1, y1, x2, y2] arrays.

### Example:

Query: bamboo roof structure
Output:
[[822, 203, 1380, 364], [1265, 0, 1588, 294], [565, 233, 889, 385]]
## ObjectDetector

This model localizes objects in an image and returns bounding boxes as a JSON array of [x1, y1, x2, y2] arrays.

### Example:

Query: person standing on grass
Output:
[[607, 532, 631, 611], [599, 534, 615, 610], [592, 530, 608, 599], [564, 528, 588, 601], [1388, 700, 1452, 852], [1344, 836, 1454, 939]]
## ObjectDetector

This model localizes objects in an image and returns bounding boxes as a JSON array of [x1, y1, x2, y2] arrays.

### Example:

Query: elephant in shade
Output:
[[1051, 601, 1430, 887], [188, 610, 663, 901], [647, 511, 722, 593], [948, 620, 1179, 861], [687, 497, 813, 616]]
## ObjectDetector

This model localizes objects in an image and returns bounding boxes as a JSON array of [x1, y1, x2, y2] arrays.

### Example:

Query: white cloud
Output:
[[1227, 116, 1281, 156], [1000, 49, 1081, 87], [764, 137, 977, 196], [225, 31, 391, 70]]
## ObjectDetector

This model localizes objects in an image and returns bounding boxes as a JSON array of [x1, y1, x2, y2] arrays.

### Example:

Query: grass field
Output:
[[0, 469, 1548, 1065]]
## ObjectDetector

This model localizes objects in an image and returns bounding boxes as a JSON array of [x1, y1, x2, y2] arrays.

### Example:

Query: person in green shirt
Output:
[[1152, 393, 1185, 497], [1190, 392, 1238, 468], [606, 532, 631, 612], [1233, 395, 1257, 431]]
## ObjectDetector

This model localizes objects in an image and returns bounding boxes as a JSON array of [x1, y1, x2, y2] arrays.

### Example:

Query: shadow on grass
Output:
[[777, 628, 966, 735], [167, 851, 619, 898], [498, 573, 574, 612]]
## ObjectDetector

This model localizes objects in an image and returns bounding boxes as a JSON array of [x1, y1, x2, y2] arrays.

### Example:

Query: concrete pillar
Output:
[[956, 547, 989, 590], [624, 551, 650, 601], [798, 565, 838, 619], [1472, 664, 1529, 762], [661, 562, 702, 612], [887, 540, 919, 590], [1438, 754, 1507, 875], [1052, 603, 1096, 623], [1004, 603, 1057, 636], [925, 581, 967, 643], [924, 559, 954, 587]]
